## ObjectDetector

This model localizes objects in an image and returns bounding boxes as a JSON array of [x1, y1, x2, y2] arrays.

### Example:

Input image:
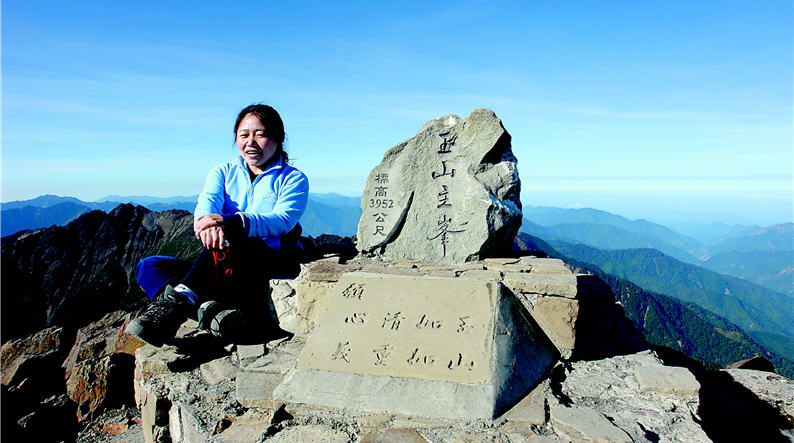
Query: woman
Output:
[[126, 104, 309, 347]]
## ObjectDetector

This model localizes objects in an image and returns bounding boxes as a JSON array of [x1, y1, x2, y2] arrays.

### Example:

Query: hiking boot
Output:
[[125, 285, 190, 347], [197, 300, 246, 342]]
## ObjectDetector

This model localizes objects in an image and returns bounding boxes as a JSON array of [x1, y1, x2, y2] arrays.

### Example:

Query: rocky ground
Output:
[[4, 255, 794, 442], [126, 321, 793, 442]]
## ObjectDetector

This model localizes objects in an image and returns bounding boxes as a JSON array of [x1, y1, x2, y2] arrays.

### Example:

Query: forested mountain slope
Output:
[[515, 233, 794, 378], [552, 243, 794, 359]]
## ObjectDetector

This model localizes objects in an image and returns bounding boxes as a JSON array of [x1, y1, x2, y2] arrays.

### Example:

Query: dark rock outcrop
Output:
[[727, 355, 776, 372], [1, 204, 201, 340], [300, 234, 357, 263], [1, 327, 77, 441]]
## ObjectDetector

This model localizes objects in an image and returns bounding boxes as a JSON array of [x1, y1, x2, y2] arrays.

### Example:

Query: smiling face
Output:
[[236, 113, 277, 174]]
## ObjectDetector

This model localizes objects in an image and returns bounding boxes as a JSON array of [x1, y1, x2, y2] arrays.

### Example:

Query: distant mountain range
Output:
[[518, 205, 793, 297], [3, 194, 792, 362], [3, 196, 791, 294], [1, 193, 363, 238], [521, 206, 708, 261], [699, 250, 793, 295]]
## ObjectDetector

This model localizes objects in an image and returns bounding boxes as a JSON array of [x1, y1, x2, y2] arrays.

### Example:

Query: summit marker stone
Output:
[[274, 272, 558, 419], [356, 109, 521, 264]]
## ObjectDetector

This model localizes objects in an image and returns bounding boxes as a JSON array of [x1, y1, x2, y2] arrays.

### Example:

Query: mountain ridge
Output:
[[515, 233, 794, 377], [553, 243, 794, 360], [1, 193, 363, 238]]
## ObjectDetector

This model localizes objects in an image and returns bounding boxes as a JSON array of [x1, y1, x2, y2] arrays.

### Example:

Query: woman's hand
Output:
[[196, 214, 226, 250], [195, 214, 224, 233], [199, 226, 226, 250]]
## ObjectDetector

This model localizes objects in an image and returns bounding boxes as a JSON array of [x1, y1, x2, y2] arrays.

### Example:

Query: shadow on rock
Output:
[[300, 235, 358, 263], [655, 346, 793, 442], [168, 334, 232, 372], [570, 275, 650, 361], [2, 391, 79, 442]]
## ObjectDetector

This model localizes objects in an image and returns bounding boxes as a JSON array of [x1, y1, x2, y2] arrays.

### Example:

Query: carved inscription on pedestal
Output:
[[297, 273, 496, 384]]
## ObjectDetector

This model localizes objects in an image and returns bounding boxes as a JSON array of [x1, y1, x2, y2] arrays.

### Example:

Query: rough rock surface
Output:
[[132, 324, 794, 442], [727, 355, 776, 372], [63, 310, 146, 422], [1, 326, 79, 440], [76, 407, 143, 442], [1, 325, 66, 387], [724, 368, 794, 425], [356, 109, 521, 264], [554, 351, 708, 442]]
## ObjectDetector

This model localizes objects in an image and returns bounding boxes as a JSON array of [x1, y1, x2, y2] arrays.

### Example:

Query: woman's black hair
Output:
[[234, 104, 289, 164]]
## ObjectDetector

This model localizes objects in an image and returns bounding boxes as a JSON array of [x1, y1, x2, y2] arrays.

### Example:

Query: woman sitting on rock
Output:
[[126, 104, 309, 346]]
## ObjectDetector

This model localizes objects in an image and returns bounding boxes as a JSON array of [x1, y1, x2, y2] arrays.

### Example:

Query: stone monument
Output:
[[356, 109, 522, 264], [274, 110, 559, 419], [273, 272, 558, 419]]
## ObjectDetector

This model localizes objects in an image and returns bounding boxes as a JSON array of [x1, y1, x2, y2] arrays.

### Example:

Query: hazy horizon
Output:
[[3, 189, 791, 228]]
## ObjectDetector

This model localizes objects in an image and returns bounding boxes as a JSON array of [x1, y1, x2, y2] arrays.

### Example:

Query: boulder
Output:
[[550, 406, 632, 443], [0, 325, 72, 438], [724, 368, 794, 424], [727, 355, 776, 372], [14, 394, 79, 441], [1, 326, 65, 387], [555, 351, 709, 441], [357, 109, 521, 264], [63, 310, 145, 422]]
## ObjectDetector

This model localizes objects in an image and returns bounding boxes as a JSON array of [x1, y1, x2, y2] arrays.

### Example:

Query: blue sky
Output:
[[2, 1, 792, 225]]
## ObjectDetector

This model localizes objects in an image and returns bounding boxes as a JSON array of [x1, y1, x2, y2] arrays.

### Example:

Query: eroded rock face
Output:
[[63, 310, 145, 423], [1, 326, 79, 441], [357, 109, 521, 264], [1, 326, 65, 387], [725, 368, 794, 425]]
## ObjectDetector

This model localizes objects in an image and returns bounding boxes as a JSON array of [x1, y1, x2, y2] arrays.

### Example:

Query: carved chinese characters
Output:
[[427, 132, 465, 257], [368, 173, 393, 237], [357, 109, 522, 264], [276, 271, 560, 419], [296, 273, 496, 384]]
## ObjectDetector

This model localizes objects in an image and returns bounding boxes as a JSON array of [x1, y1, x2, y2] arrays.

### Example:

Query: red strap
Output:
[[212, 250, 232, 283]]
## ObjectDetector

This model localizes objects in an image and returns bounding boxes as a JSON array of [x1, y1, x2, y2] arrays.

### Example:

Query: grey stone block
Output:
[[200, 356, 237, 385], [235, 370, 285, 408], [550, 406, 631, 443], [634, 365, 700, 396], [236, 344, 266, 366]]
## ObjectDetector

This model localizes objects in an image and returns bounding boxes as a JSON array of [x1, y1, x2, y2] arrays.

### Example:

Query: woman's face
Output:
[[236, 113, 277, 173]]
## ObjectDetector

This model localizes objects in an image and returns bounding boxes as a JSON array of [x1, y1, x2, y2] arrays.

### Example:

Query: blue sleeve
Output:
[[194, 165, 226, 223], [242, 170, 309, 238]]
